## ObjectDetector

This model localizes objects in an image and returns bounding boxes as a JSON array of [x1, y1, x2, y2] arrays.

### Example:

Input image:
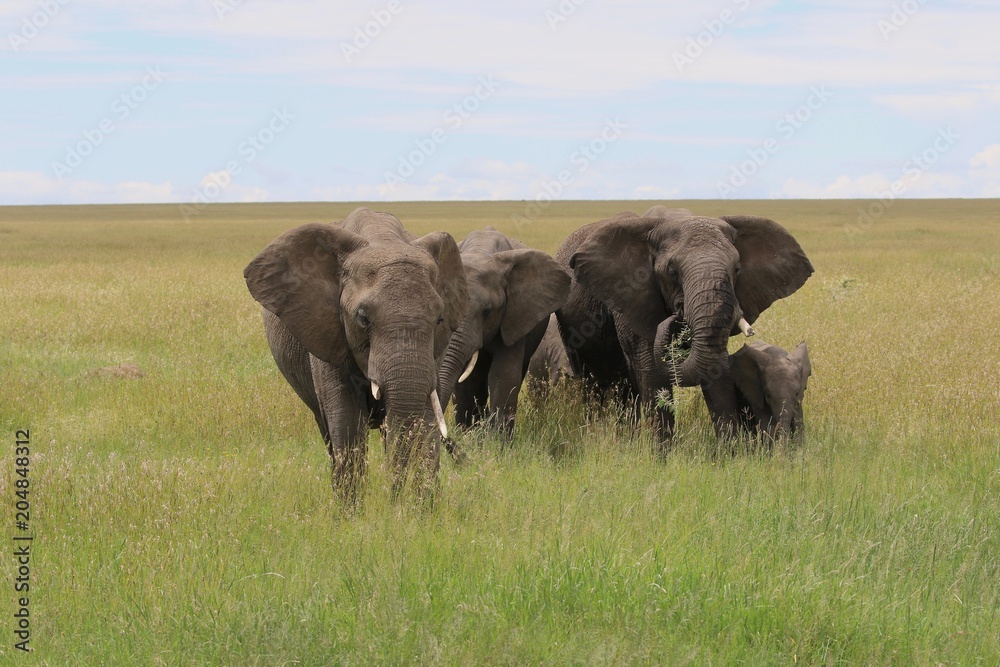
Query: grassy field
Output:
[[0, 199, 997, 665]]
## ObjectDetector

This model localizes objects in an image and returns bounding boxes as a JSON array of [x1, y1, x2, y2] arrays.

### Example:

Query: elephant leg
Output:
[[487, 338, 527, 438], [615, 322, 674, 449], [633, 367, 674, 454], [309, 356, 368, 504], [557, 304, 629, 394], [454, 355, 489, 429], [263, 309, 331, 446], [700, 368, 741, 441]]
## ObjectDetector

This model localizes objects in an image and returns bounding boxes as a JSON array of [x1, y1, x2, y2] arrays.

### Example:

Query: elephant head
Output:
[[436, 228, 570, 433], [244, 209, 467, 494], [730, 340, 811, 440], [569, 207, 813, 390]]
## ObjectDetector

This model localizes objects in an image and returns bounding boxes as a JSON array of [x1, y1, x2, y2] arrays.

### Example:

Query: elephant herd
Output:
[[244, 206, 813, 501]]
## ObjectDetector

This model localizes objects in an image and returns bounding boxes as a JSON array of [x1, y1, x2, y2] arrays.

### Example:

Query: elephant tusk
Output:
[[458, 350, 479, 383], [371, 381, 381, 400], [430, 390, 448, 439], [738, 318, 756, 337]]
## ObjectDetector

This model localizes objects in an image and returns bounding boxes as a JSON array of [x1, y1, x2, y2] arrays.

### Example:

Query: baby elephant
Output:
[[729, 341, 811, 441]]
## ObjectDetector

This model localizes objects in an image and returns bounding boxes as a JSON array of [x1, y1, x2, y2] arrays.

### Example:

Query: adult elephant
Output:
[[436, 228, 570, 436], [555, 206, 813, 446], [244, 208, 467, 501]]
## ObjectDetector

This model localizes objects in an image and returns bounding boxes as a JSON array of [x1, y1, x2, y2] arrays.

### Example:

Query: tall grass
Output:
[[0, 200, 997, 664]]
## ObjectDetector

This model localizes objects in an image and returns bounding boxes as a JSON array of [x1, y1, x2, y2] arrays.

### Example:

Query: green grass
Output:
[[0, 200, 997, 665]]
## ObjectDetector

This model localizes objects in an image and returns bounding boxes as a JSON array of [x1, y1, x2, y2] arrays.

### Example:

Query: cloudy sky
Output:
[[2, 0, 998, 205]]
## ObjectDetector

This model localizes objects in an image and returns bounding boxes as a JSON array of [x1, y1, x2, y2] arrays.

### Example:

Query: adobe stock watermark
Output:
[[7, 0, 72, 53], [179, 107, 295, 222], [212, 0, 248, 20], [50, 66, 167, 182], [673, 0, 751, 72], [845, 126, 959, 239], [716, 84, 833, 197], [877, 0, 928, 40], [383, 75, 501, 191], [511, 117, 628, 228], [340, 0, 403, 63], [546, 0, 589, 31]]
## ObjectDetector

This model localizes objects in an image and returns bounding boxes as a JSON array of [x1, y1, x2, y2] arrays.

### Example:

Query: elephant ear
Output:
[[721, 215, 814, 324], [568, 215, 663, 340], [493, 249, 571, 346], [244, 223, 368, 365], [413, 231, 469, 352], [730, 343, 772, 423], [789, 341, 811, 387]]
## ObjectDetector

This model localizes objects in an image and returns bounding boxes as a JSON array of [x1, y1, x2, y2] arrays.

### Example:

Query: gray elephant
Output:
[[730, 340, 811, 441], [243, 208, 468, 501], [436, 228, 570, 436], [526, 314, 575, 393], [555, 206, 813, 447]]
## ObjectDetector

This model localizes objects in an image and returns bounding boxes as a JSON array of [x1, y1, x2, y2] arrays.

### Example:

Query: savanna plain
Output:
[[0, 199, 997, 665]]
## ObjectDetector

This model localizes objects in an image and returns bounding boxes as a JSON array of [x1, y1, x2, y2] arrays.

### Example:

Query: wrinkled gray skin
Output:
[[555, 206, 813, 447], [436, 228, 570, 437], [730, 341, 811, 441], [526, 314, 575, 392], [244, 208, 468, 502]]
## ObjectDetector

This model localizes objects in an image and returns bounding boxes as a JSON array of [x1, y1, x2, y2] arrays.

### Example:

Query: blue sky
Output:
[[2, 0, 998, 204]]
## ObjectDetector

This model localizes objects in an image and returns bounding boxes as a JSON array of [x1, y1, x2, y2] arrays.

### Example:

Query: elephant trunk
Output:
[[374, 339, 445, 494], [676, 266, 739, 388], [773, 400, 802, 442], [372, 328, 441, 442], [436, 323, 482, 409]]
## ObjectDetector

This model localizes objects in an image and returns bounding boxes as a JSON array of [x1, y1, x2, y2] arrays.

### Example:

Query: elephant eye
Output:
[[667, 263, 678, 279], [356, 308, 370, 328], [437, 315, 445, 326], [483, 308, 492, 320], [735, 264, 742, 277]]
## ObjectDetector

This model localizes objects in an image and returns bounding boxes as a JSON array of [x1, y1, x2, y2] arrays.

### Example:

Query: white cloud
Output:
[[777, 143, 1000, 199], [11, 3, 996, 93], [451, 158, 538, 181], [0, 171, 58, 199], [969, 143, 1000, 172], [779, 173, 893, 199], [874, 84, 1000, 120], [969, 143, 1000, 197], [779, 171, 966, 199], [0, 171, 177, 204], [192, 171, 271, 203], [4, 3, 1000, 204], [632, 184, 682, 200]]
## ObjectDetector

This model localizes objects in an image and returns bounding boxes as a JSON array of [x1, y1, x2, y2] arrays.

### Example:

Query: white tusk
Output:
[[371, 381, 381, 400], [430, 390, 448, 439], [738, 318, 756, 337], [458, 350, 479, 383]]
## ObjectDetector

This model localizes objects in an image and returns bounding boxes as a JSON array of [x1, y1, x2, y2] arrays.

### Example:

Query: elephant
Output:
[[243, 207, 468, 501], [730, 340, 811, 441], [526, 314, 575, 393], [436, 228, 570, 436], [555, 205, 813, 447]]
